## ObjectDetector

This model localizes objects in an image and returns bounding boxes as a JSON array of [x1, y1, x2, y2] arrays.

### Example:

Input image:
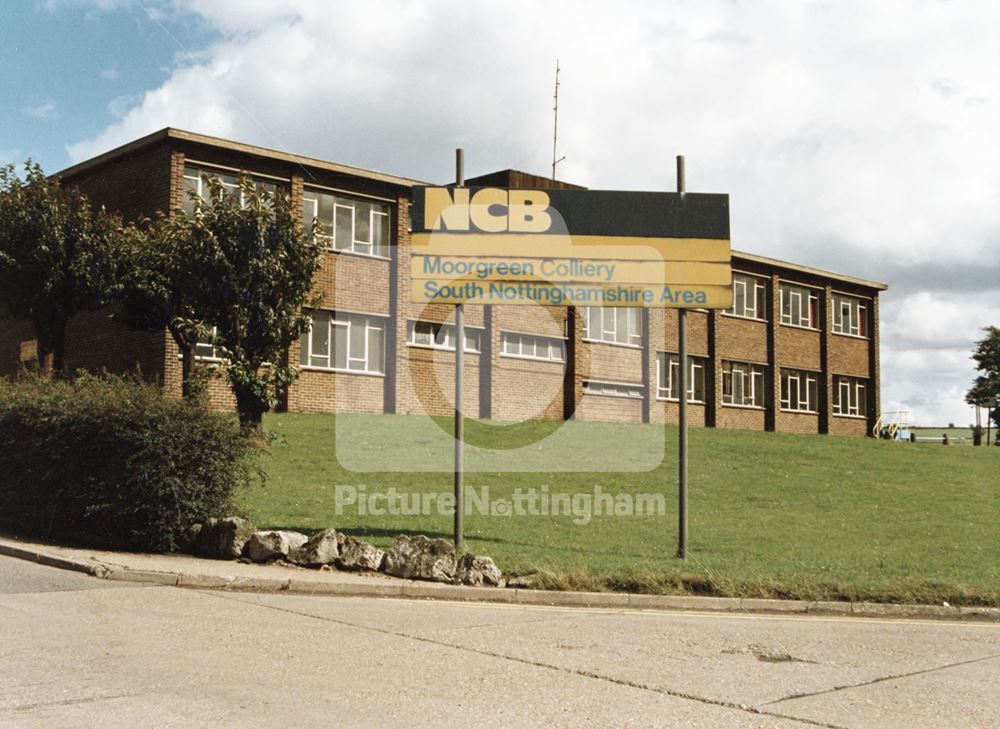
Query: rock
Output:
[[335, 534, 386, 572], [245, 530, 308, 563], [456, 553, 504, 587], [289, 528, 341, 566], [188, 516, 255, 560], [506, 575, 538, 589], [383, 535, 456, 583], [215, 517, 256, 559]]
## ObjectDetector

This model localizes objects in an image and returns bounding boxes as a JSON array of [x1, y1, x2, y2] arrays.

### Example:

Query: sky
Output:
[[2, 0, 998, 426]]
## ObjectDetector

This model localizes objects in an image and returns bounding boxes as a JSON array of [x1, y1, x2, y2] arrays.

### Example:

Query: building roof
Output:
[[56, 127, 431, 189], [732, 249, 888, 291]]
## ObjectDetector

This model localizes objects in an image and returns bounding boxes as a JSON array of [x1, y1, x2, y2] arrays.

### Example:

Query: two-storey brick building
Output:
[[0, 128, 887, 436]]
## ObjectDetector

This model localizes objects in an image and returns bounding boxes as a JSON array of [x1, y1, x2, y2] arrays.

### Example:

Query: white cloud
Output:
[[22, 101, 59, 120], [65, 0, 1000, 425], [100, 66, 118, 80]]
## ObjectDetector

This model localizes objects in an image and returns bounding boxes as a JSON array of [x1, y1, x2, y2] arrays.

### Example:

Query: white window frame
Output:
[[194, 325, 224, 362], [780, 283, 820, 330], [500, 331, 566, 362], [656, 353, 706, 403], [582, 306, 642, 346], [303, 188, 390, 258], [300, 310, 385, 375], [722, 360, 765, 408], [833, 375, 867, 417], [727, 273, 767, 321], [406, 320, 482, 354], [832, 294, 869, 338], [582, 380, 644, 399], [183, 164, 277, 215], [780, 368, 819, 413]]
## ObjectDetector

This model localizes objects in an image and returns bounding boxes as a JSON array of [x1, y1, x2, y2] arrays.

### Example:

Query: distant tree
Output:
[[149, 175, 322, 431], [0, 162, 125, 375], [966, 325, 1000, 428]]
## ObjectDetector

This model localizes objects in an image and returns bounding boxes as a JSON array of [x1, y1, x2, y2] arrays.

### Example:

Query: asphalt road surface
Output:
[[1, 555, 998, 728]]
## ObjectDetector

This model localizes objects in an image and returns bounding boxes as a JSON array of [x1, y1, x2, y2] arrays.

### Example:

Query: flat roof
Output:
[[733, 249, 888, 291], [56, 127, 431, 189]]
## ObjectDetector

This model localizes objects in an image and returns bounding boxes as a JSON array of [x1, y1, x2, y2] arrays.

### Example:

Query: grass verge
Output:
[[239, 413, 1000, 606]]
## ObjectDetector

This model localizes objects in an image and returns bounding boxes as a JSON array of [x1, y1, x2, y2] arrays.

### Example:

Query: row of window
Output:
[[728, 274, 869, 336], [183, 167, 871, 340]]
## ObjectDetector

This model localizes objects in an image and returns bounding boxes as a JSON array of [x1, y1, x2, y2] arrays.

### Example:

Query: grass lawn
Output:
[[240, 413, 1000, 606]]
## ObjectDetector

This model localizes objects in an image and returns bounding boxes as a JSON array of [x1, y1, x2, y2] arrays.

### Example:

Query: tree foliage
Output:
[[0, 162, 126, 374], [966, 325, 1000, 425], [138, 175, 322, 429]]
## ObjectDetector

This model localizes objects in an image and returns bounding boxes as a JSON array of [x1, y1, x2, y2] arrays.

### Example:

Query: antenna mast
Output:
[[551, 59, 565, 180]]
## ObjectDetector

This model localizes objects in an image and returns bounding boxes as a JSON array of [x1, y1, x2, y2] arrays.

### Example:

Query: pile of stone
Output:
[[186, 517, 503, 587]]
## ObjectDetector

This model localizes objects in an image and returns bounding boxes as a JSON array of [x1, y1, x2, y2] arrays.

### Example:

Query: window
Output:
[[501, 332, 565, 362], [833, 376, 867, 417], [583, 306, 641, 346], [728, 273, 767, 320], [780, 283, 820, 329], [832, 294, 868, 337], [194, 326, 224, 361], [722, 361, 765, 408], [657, 353, 706, 402], [780, 368, 819, 412], [583, 380, 644, 399], [407, 321, 482, 353], [300, 311, 385, 374], [302, 189, 390, 257], [183, 164, 277, 215]]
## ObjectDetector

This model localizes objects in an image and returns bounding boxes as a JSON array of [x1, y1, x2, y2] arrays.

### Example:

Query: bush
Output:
[[0, 373, 261, 551]]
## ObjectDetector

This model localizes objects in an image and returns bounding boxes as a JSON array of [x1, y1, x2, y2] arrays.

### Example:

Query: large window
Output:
[[780, 368, 819, 413], [407, 321, 481, 353], [501, 332, 565, 362], [300, 311, 385, 374], [780, 283, 820, 329], [183, 164, 277, 215], [722, 361, 765, 408], [657, 353, 706, 402], [302, 189, 390, 257], [583, 380, 644, 399], [832, 294, 868, 337], [833, 375, 867, 417], [583, 307, 641, 346], [194, 325, 223, 361], [728, 273, 767, 320]]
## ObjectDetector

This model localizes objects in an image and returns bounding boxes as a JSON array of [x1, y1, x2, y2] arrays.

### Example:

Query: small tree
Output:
[[0, 162, 124, 375], [176, 175, 322, 431], [966, 325, 1000, 430]]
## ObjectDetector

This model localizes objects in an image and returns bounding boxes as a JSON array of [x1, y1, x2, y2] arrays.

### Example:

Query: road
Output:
[[1, 555, 998, 728]]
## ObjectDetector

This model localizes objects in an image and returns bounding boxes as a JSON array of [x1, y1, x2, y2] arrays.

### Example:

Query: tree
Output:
[[0, 162, 124, 375], [146, 175, 322, 431], [966, 325, 1000, 429]]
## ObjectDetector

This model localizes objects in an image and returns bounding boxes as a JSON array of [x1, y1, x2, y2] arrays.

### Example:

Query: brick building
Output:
[[0, 128, 887, 436]]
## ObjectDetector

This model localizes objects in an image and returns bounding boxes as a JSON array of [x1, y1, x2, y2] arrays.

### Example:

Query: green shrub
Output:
[[0, 373, 261, 551]]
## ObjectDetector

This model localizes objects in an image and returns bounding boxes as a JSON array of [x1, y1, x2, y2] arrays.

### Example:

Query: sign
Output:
[[410, 187, 731, 308]]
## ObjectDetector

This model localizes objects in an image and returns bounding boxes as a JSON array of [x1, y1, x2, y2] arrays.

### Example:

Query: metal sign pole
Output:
[[454, 148, 465, 553], [676, 154, 688, 560]]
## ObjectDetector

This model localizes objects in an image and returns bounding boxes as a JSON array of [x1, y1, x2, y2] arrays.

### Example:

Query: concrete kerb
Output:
[[2, 537, 998, 622]]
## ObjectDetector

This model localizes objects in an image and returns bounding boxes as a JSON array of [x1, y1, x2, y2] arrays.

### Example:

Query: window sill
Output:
[[721, 403, 765, 411], [780, 408, 818, 415], [833, 413, 867, 420], [584, 391, 644, 401], [323, 247, 391, 262], [299, 365, 385, 378], [582, 338, 643, 350], [779, 323, 821, 333], [407, 343, 481, 355], [832, 331, 869, 341], [721, 312, 768, 324], [499, 353, 565, 364], [656, 397, 706, 405]]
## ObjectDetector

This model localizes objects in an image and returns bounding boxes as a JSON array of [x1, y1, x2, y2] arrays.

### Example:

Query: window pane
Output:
[[354, 201, 372, 244], [335, 205, 353, 250], [373, 212, 389, 256], [311, 313, 330, 361], [317, 193, 335, 241], [333, 321, 348, 369], [367, 324, 384, 373]]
